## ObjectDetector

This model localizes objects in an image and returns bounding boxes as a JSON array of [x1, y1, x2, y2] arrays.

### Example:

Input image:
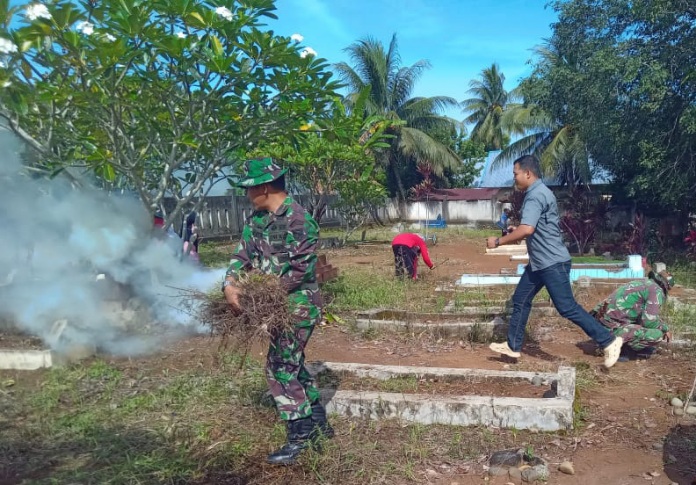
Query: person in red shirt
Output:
[[391, 233, 434, 280]]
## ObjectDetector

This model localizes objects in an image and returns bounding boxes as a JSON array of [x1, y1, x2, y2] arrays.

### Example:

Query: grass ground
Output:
[[3, 234, 695, 484]]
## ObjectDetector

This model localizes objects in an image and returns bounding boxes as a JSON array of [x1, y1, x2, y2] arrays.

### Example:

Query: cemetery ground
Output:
[[1, 228, 695, 485]]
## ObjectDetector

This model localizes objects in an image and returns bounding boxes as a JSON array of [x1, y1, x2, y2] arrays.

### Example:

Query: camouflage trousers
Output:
[[266, 305, 321, 421], [611, 324, 665, 351]]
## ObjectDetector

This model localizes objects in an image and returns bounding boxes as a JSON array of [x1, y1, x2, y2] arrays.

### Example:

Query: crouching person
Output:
[[590, 269, 674, 359], [391, 232, 434, 280], [222, 157, 333, 466]]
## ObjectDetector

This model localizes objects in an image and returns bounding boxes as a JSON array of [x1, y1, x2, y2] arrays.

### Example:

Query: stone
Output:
[[671, 397, 684, 407], [653, 262, 667, 273], [488, 466, 509, 477], [652, 442, 664, 451], [558, 461, 575, 475], [686, 406, 696, 415], [521, 464, 549, 482], [531, 375, 544, 386], [508, 467, 522, 481], [490, 450, 523, 467], [542, 389, 557, 398], [674, 408, 684, 416], [577, 276, 591, 288]]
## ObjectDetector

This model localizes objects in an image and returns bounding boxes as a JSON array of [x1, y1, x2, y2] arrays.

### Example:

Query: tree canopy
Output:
[[0, 0, 339, 226]]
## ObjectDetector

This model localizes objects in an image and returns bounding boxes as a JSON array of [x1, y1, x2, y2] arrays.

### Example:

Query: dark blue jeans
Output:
[[507, 261, 615, 352]]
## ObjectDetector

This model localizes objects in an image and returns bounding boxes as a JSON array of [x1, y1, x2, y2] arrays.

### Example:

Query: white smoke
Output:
[[0, 132, 226, 356]]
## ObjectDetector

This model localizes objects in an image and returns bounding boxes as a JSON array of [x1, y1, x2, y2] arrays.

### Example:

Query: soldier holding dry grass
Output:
[[222, 157, 333, 466]]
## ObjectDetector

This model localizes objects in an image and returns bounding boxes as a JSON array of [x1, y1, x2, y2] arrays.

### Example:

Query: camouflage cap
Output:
[[651, 270, 675, 291], [237, 157, 287, 188]]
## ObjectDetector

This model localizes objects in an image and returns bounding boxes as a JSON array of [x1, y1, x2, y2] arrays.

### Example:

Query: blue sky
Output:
[[269, 0, 558, 121]]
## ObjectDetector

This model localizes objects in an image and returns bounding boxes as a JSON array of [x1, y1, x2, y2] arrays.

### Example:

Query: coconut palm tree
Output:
[[461, 63, 518, 151], [334, 34, 461, 201], [490, 46, 594, 187]]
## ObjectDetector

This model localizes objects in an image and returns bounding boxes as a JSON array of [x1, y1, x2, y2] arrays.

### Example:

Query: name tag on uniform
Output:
[[268, 220, 288, 244]]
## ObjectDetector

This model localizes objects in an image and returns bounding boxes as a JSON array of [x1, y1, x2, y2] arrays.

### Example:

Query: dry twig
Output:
[[177, 274, 292, 365]]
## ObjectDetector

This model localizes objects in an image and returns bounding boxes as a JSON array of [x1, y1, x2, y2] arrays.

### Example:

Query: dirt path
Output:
[[150, 235, 696, 484]]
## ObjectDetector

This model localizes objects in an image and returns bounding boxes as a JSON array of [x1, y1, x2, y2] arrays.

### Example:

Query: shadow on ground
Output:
[[664, 424, 696, 485], [0, 426, 254, 485]]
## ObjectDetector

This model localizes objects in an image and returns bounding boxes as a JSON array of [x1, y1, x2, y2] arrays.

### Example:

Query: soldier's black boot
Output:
[[266, 416, 313, 466], [310, 400, 335, 439]]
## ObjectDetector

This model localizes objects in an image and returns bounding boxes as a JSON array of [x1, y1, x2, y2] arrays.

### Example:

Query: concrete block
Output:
[[309, 362, 575, 431], [0, 349, 53, 370], [355, 307, 559, 337]]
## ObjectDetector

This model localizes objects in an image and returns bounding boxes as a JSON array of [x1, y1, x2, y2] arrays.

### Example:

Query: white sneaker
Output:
[[489, 342, 521, 359], [603, 338, 623, 368]]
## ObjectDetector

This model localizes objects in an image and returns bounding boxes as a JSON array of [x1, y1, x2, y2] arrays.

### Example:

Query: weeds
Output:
[[663, 300, 696, 336], [197, 241, 235, 268]]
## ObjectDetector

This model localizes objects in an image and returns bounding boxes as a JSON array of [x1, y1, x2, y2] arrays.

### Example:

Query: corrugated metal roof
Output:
[[417, 187, 501, 201]]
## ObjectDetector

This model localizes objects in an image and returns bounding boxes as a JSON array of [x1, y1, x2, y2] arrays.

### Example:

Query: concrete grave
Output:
[[308, 362, 576, 431]]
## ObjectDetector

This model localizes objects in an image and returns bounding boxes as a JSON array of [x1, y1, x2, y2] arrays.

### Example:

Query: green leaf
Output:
[[186, 11, 206, 28], [210, 35, 223, 56]]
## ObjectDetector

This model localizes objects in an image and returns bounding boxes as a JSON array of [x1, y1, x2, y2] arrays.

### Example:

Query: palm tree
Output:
[[461, 63, 518, 151], [334, 34, 461, 201], [491, 46, 593, 187]]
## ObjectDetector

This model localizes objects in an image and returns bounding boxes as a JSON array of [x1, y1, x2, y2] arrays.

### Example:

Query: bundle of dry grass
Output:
[[200, 273, 292, 351]]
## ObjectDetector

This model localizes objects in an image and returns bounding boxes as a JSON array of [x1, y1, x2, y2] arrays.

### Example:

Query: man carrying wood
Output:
[[222, 157, 333, 466], [590, 269, 674, 359], [485, 155, 623, 368]]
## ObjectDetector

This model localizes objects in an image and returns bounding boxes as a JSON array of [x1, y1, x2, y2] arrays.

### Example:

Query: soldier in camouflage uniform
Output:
[[590, 270, 674, 356], [222, 157, 333, 466]]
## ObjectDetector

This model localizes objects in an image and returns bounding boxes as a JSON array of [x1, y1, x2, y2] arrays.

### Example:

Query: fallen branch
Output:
[[175, 273, 292, 367]]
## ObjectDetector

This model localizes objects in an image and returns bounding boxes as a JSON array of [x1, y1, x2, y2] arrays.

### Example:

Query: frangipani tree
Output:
[[249, 89, 391, 229], [0, 0, 339, 227]]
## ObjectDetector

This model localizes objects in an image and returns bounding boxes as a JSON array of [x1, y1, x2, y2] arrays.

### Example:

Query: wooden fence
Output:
[[162, 195, 343, 240]]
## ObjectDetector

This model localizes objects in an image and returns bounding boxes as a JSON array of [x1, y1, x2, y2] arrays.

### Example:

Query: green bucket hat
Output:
[[237, 157, 287, 188]]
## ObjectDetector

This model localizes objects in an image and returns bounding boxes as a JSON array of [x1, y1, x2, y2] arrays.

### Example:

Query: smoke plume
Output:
[[0, 131, 225, 356]]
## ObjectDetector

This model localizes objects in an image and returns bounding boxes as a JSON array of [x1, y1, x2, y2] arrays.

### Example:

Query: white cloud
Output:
[[104, 33, 116, 42], [214, 6, 234, 21], [289, 0, 351, 42], [290, 33, 304, 43], [25, 3, 52, 21], [177, 32, 187, 39]]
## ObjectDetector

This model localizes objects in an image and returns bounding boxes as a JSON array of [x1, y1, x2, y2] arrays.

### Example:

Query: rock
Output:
[[686, 406, 696, 415], [531, 375, 544, 386], [653, 262, 667, 273], [674, 407, 684, 416], [488, 466, 509, 477], [521, 464, 549, 482], [542, 389, 557, 398], [425, 469, 441, 478], [649, 471, 660, 477], [577, 276, 591, 288], [508, 467, 522, 481], [671, 397, 684, 407], [652, 442, 664, 451], [558, 461, 575, 475], [490, 450, 523, 467]]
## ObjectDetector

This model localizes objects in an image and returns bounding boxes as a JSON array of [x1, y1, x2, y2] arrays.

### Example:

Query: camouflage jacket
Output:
[[591, 279, 668, 332], [226, 196, 321, 315]]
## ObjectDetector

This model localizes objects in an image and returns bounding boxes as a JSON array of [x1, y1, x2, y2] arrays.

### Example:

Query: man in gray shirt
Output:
[[486, 156, 622, 368]]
